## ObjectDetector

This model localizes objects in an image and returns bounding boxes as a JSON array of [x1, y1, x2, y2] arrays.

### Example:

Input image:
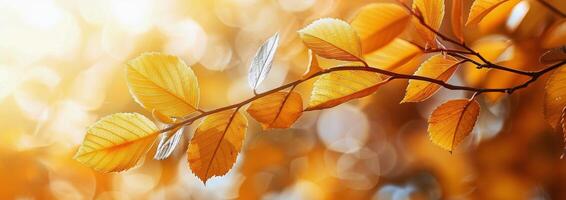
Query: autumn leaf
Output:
[[187, 109, 248, 183], [248, 32, 280, 91], [152, 109, 175, 124], [428, 99, 480, 152], [542, 20, 566, 49], [466, 0, 510, 26], [462, 38, 512, 87], [351, 3, 410, 54], [402, 54, 461, 103], [74, 113, 159, 172], [298, 18, 363, 62], [545, 66, 566, 129], [127, 52, 200, 118], [540, 46, 566, 64], [154, 127, 184, 160], [306, 70, 387, 111], [412, 0, 445, 46], [302, 50, 323, 79], [451, 0, 465, 42], [364, 39, 422, 72], [247, 91, 303, 129]]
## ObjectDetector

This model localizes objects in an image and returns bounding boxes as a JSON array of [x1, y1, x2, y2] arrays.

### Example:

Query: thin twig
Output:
[[536, 0, 566, 18]]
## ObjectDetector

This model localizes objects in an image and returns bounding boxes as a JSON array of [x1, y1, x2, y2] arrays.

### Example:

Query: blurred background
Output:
[[1, 0, 566, 199]]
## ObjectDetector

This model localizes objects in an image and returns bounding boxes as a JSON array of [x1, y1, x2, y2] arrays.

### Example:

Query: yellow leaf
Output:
[[413, 0, 445, 46], [298, 18, 363, 61], [364, 39, 422, 72], [152, 109, 175, 124], [306, 70, 386, 111], [247, 91, 303, 129], [466, 0, 510, 26], [462, 38, 512, 87], [74, 113, 159, 172], [351, 3, 411, 53], [127, 52, 200, 118], [428, 99, 480, 152], [187, 109, 248, 183], [451, 0, 465, 42], [402, 54, 461, 103], [302, 50, 323, 79], [545, 66, 566, 129]]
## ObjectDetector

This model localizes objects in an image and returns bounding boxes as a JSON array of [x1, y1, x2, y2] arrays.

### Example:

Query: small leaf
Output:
[[74, 113, 159, 172], [187, 109, 248, 183], [462, 38, 512, 87], [428, 99, 480, 152], [247, 91, 303, 129], [351, 3, 411, 53], [412, 0, 445, 46], [545, 66, 566, 129], [402, 54, 461, 103], [540, 46, 566, 64], [364, 39, 422, 71], [127, 52, 200, 118], [248, 32, 280, 90], [298, 18, 363, 61], [451, 0, 465, 42], [306, 70, 387, 111], [302, 50, 323, 79], [466, 0, 510, 26], [152, 109, 175, 124], [154, 127, 184, 160]]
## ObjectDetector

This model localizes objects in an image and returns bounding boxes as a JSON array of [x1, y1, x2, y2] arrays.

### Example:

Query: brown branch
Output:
[[158, 60, 566, 134], [536, 0, 566, 18]]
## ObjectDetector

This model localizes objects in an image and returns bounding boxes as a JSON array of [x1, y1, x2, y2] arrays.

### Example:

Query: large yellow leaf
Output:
[[451, 0, 465, 42], [298, 18, 363, 61], [306, 70, 386, 111], [466, 0, 509, 26], [74, 113, 159, 172], [402, 54, 461, 103], [187, 109, 248, 183], [413, 0, 445, 46], [545, 66, 566, 129], [351, 3, 411, 54], [364, 39, 422, 71], [428, 99, 480, 152], [126, 52, 200, 118], [247, 91, 303, 129]]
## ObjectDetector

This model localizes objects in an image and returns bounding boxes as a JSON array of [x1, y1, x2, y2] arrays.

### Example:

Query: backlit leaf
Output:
[[545, 66, 566, 128], [248, 33, 280, 90], [428, 99, 480, 152], [152, 109, 174, 124], [74, 113, 159, 172], [540, 46, 566, 64], [154, 127, 184, 160], [413, 0, 445, 46], [351, 3, 411, 53], [187, 109, 248, 183], [466, 0, 510, 26], [402, 54, 461, 103], [302, 50, 323, 79], [364, 39, 422, 71], [306, 70, 387, 111], [451, 0, 465, 42], [298, 18, 363, 61], [247, 91, 303, 129], [462, 38, 512, 87], [127, 52, 200, 118]]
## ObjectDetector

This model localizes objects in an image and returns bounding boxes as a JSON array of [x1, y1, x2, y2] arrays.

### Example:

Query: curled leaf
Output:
[[466, 0, 509, 26], [428, 99, 480, 152], [154, 127, 184, 160], [298, 18, 363, 61], [302, 50, 323, 79], [247, 91, 303, 129], [74, 113, 159, 172], [248, 33, 280, 90], [402, 54, 461, 103]]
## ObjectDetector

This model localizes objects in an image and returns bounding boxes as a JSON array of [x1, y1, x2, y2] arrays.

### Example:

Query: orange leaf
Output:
[[302, 50, 323, 79], [402, 54, 461, 103], [247, 91, 303, 129], [428, 99, 480, 152], [413, 0, 445, 46], [187, 109, 248, 183], [545, 66, 566, 129], [451, 0, 465, 42], [466, 0, 510, 26], [462, 38, 512, 87], [540, 46, 566, 64], [364, 39, 422, 72]]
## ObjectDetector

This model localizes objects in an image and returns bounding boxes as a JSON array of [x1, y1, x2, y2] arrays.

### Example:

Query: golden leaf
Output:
[[351, 3, 411, 53], [187, 109, 248, 183], [302, 50, 323, 79], [364, 39, 422, 72], [428, 99, 480, 152], [402, 54, 461, 103], [298, 18, 363, 61], [413, 0, 445, 46], [126, 52, 200, 118], [466, 0, 510, 26], [545, 66, 566, 129], [451, 0, 465, 42], [74, 113, 159, 172], [152, 109, 175, 124], [306, 70, 386, 111], [462, 38, 512, 87], [247, 91, 303, 129]]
